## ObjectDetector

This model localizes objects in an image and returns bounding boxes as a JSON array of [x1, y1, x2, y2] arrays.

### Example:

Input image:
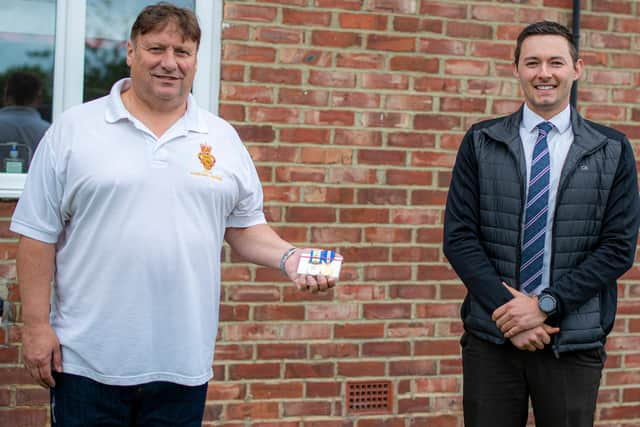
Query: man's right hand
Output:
[[509, 324, 560, 352], [22, 323, 62, 388]]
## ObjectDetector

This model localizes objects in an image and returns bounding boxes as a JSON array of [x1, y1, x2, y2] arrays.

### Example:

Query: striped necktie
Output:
[[521, 121, 553, 295]]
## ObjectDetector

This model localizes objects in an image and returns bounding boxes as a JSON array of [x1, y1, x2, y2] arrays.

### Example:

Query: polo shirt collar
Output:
[[522, 103, 571, 135], [104, 78, 208, 134]]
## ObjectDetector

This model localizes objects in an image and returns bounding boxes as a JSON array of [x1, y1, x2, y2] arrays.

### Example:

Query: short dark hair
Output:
[[130, 2, 201, 47], [5, 71, 42, 106], [514, 21, 578, 65]]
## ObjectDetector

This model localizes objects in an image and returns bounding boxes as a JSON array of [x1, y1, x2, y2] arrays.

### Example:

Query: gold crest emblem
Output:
[[198, 144, 216, 170]]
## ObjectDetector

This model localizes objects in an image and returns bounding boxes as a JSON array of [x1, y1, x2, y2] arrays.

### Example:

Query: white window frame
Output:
[[0, 0, 222, 198]]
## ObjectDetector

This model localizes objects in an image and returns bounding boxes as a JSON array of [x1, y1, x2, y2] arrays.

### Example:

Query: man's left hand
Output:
[[284, 248, 337, 293], [492, 283, 546, 338]]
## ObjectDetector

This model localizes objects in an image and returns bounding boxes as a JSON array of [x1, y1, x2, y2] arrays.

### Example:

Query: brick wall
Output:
[[2, 0, 640, 426]]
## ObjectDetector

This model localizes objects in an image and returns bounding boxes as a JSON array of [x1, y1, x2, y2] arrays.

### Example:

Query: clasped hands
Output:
[[492, 283, 559, 352]]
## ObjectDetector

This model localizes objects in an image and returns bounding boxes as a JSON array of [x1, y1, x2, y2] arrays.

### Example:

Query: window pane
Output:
[[0, 0, 55, 173], [84, 0, 195, 102]]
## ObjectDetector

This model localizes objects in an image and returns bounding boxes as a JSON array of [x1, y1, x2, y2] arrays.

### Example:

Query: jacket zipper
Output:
[[548, 143, 605, 358]]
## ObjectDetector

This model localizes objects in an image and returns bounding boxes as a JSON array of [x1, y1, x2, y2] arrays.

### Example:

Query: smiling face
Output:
[[126, 20, 197, 112], [513, 34, 583, 119]]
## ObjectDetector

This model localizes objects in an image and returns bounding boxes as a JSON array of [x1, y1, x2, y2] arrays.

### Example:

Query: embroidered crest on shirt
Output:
[[198, 144, 215, 170], [191, 143, 222, 180]]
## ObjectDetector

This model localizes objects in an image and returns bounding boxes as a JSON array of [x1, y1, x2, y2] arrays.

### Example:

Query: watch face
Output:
[[539, 295, 556, 313]]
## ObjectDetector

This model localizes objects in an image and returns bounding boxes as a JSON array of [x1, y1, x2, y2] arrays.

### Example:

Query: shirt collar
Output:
[[104, 78, 208, 134], [521, 103, 571, 135]]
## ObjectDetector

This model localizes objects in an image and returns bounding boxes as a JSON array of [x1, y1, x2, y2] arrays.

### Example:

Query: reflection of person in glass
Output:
[[0, 71, 50, 171], [11, 3, 338, 426]]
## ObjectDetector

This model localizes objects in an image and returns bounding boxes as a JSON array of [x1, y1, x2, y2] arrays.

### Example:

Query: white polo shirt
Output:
[[11, 78, 266, 386]]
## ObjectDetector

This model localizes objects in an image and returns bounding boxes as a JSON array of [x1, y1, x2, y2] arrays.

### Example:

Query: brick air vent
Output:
[[346, 380, 392, 414]]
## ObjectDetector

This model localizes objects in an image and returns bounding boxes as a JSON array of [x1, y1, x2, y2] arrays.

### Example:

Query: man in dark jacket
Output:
[[444, 21, 640, 427]]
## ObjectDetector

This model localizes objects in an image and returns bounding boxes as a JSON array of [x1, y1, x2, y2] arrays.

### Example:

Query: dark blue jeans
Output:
[[51, 372, 208, 427]]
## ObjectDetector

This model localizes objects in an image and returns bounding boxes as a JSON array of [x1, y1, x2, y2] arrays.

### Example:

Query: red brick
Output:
[[253, 305, 305, 321], [471, 5, 517, 22], [251, 382, 303, 400], [283, 400, 332, 417], [303, 187, 355, 204], [213, 344, 253, 361], [445, 59, 490, 76], [367, 34, 415, 51], [332, 91, 380, 108], [279, 88, 329, 106], [394, 17, 443, 34], [225, 402, 279, 420], [363, 303, 412, 319], [307, 303, 359, 321], [306, 381, 341, 398], [415, 339, 460, 356], [391, 360, 437, 376], [221, 84, 273, 103], [0, 408, 48, 427], [362, 73, 409, 90], [590, 33, 631, 50], [409, 415, 458, 427], [592, 0, 632, 14], [224, 4, 277, 22], [362, 112, 409, 128], [309, 70, 357, 88], [357, 188, 407, 205], [328, 168, 377, 184], [236, 125, 275, 143], [368, 0, 418, 13], [206, 383, 246, 400], [447, 22, 492, 39], [276, 167, 325, 183], [283, 9, 332, 26], [280, 128, 330, 144], [250, 66, 302, 84], [340, 208, 389, 224], [391, 247, 440, 262], [471, 41, 513, 60], [418, 38, 465, 55], [257, 343, 307, 359], [334, 323, 385, 339], [336, 52, 385, 69], [414, 77, 460, 93], [285, 362, 334, 378], [279, 48, 333, 66], [337, 361, 385, 376], [312, 30, 362, 48], [229, 363, 280, 380], [304, 110, 355, 126], [311, 227, 361, 243], [390, 56, 439, 73], [364, 265, 412, 281], [364, 227, 412, 243], [315, 0, 364, 10], [339, 13, 387, 30], [223, 43, 276, 62], [390, 284, 437, 299], [309, 343, 359, 359], [414, 114, 461, 131], [386, 169, 432, 185], [334, 129, 382, 147], [255, 27, 303, 44]]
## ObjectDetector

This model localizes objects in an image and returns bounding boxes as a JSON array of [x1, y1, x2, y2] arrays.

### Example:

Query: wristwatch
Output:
[[538, 293, 558, 317]]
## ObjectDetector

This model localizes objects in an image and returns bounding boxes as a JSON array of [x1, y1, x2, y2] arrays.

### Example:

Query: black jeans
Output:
[[461, 332, 604, 427], [51, 372, 208, 427]]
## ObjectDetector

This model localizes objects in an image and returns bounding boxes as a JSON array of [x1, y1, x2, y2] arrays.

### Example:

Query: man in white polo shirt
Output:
[[11, 3, 336, 426]]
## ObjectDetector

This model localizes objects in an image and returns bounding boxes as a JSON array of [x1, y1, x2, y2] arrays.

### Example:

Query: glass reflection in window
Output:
[[0, 0, 55, 173]]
